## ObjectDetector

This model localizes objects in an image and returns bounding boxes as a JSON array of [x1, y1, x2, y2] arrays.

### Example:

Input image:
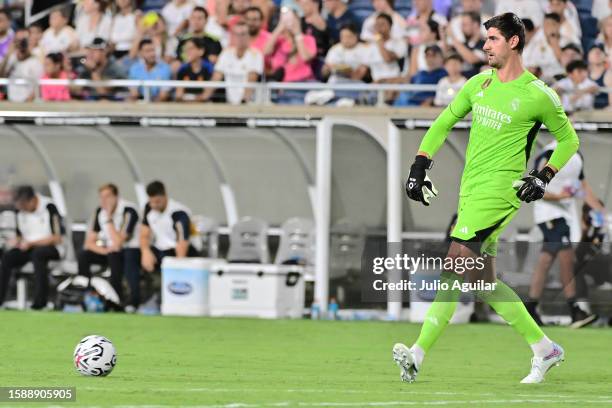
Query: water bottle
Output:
[[84, 291, 104, 313], [328, 297, 339, 320], [311, 300, 320, 320]]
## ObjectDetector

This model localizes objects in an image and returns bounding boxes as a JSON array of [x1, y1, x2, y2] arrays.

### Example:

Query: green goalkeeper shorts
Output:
[[450, 195, 519, 257]]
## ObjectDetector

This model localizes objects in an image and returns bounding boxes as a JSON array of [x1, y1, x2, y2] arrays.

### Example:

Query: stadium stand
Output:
[[0, 0, 608, 108]]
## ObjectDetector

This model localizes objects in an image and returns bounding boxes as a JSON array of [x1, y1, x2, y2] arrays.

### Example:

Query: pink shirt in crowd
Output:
[[250, 30, 271, 52], [250, 30, 272, 69], [269, 34, 316, 82], [40, 71, 71, 101]]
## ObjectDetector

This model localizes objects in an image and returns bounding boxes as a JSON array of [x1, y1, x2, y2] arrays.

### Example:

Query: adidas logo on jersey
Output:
[[476, 91, 484, 98], [459, 226, 469, 234]]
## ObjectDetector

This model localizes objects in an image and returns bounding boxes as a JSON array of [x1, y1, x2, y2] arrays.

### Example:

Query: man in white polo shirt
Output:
[[140, 180, 196, 274], [526, 142, 606, 328], [0, 185, 64, 309], [201, 22, 263, 104], [78, 183, 141, 310]]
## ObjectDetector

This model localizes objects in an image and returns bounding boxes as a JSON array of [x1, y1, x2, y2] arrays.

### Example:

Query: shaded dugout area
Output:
[[0, 124, 610, 308]]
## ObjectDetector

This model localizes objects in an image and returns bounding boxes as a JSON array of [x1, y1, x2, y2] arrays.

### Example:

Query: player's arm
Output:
[[140, 204, 157, 272], [515, 83, 580, 203], [84, 208, 108, 255], [172, 210, 191, 258], [406, 76, 474, 205], [581, 180, 606, 212]]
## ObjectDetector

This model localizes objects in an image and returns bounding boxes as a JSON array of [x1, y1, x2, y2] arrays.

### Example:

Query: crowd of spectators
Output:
[[0, 0, 610, 109]]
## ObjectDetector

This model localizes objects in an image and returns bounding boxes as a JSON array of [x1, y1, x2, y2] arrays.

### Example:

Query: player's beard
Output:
[[487, 54, 502, 69]]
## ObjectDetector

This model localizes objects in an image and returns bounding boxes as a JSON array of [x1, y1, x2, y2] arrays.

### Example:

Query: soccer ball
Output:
[[73, 335, 117, 376]]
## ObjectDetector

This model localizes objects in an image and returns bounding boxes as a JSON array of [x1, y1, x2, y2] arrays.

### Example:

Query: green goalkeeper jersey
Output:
[[419, 69, 580, 208]]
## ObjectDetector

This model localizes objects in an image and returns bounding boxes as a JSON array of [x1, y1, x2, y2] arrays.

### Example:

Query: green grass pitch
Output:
[[1, 311, 611, 407]]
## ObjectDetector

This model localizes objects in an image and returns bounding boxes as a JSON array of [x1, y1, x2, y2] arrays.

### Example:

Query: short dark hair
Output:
[[193, 6, 209, 19], [376, 13, 393, 27], [424, 44, 443, 55], [521, 18, 535, 32], [245, 6, 263, 19], [146, 180, 166, 197], [484, 12, 525, 53], [544, 12, 561, 24], [28, 22, 44, 32], [45, 52, 63, 65], [340, 23, 360, 36], [50, 6, 70, 20], [14, 185, 35, 203], [99, 183, 119, 196], [185, 37, 205, 50], [138, 38, 153, 50], [566, 59, 587, 73], [562, 43, 583, 55], [444, 53, 463, 63], [462, 11, 480, 25]]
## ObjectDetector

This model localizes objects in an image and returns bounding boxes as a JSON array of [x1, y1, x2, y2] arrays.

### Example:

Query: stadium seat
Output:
[[580, 15, 600, 52], [227, 217, 270, 264], [329, 219, 366, 305], [349, 0, 375, 26], [395, 0, 412, 18], [191, 215, 220, 258], [275, 217, 314, 265]]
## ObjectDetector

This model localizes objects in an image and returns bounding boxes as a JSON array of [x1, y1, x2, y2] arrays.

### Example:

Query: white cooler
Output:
[[209, 263, 305, 319], [161, 257, 225, 316]]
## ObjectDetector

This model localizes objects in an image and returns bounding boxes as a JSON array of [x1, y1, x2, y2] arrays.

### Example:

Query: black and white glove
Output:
[[513, 167, 555, 203], [405, 155, 438, 206]]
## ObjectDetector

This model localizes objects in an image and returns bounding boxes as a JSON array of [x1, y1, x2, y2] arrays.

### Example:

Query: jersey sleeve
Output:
[[418, 75, 475, 157], [171, 210, 191, 241], [91, 207, 102, 233], [142, 203, 151, 226], [46, 203, 65, 235], [536, 82, 580, 170], [121, 206, 139, 239]]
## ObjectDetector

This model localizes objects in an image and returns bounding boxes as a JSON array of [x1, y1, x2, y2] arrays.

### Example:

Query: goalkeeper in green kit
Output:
[[393, 13, 579, 384]]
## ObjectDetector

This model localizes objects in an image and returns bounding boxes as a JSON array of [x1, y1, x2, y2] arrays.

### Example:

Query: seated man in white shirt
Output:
[[553, 59, 599, 113], [546, 0, 581, 47], [78, 183, 141, 310], [140, 181, 197, 274], [367, 13, 406, 104], [522, 14, 564, 83], [40, 8, 79, 54], [309, 23, 370, 104], [0, 186, 63, 309], [360, 0, 407, 41], [201, 22, 263, 104], [368, 13, 406, 83]]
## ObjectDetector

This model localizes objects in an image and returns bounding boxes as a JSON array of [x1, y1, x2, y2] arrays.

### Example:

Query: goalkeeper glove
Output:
[[406, 155, 438, 206], [513, 167, 555, 203]]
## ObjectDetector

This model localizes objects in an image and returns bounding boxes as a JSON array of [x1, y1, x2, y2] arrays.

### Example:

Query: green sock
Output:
[[476, 280, 545, 345], [415, 272, 462, 352]]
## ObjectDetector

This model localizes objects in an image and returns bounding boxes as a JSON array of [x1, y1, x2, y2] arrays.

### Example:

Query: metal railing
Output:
[[0, 77, 460, 107]]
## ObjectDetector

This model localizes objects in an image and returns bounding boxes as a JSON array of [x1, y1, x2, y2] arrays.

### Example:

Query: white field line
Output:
[[76, 387, 610, 400], [42, 399, 612, 408]]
